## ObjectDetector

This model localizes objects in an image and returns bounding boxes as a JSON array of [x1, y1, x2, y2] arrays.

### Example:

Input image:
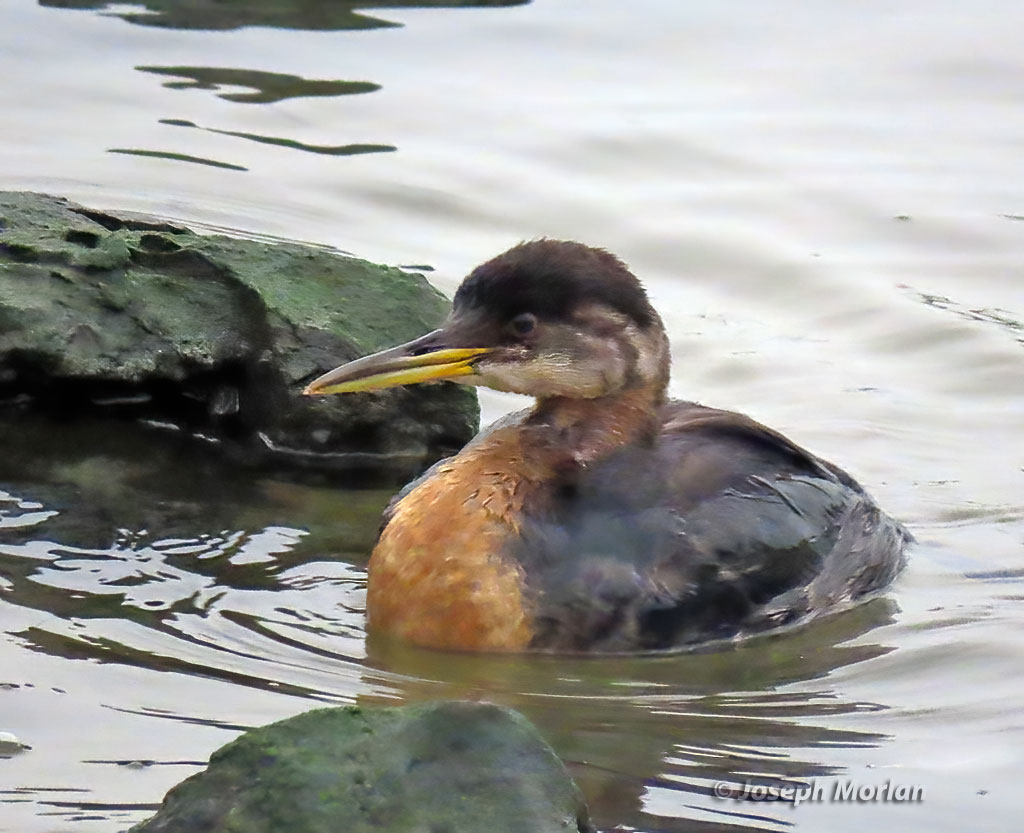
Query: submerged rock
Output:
[[0, 192, 478, 477], [129, 701, 593, 833]]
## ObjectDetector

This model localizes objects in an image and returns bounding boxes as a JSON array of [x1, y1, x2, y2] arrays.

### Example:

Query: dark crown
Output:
[[453, 240, 657, 328]]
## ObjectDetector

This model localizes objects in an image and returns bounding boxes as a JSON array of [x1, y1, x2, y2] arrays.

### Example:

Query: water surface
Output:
[[1, 1, 1023, 831]]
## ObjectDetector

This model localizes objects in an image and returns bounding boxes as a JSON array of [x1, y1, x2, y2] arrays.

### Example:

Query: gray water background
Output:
[[1, 1, 1023, 831]]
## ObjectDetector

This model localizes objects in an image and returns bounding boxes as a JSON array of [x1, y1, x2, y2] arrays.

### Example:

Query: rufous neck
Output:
[[526, 383, 664, 467]]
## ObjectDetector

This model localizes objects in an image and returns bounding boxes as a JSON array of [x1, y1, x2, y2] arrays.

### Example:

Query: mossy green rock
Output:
[[130, 701, 593, 833], [0, 192, 478, 475]]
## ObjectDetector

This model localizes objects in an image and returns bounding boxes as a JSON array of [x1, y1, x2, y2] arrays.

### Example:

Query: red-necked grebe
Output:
[[305, 240, 909, 652]]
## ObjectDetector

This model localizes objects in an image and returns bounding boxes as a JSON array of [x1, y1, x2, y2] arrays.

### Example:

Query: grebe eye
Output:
[[510, 313, 537, 336]]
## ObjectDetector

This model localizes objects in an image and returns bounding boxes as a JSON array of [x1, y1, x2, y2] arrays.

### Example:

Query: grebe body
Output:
[[305, 241, 909, 652]]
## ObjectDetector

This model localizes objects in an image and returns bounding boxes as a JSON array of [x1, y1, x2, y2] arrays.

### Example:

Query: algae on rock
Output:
[[130, 701, 594, 833], [0, 192, 478, 477]]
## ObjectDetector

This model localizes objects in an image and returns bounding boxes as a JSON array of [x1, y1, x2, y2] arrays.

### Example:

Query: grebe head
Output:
[[304, 240, 670, 400]]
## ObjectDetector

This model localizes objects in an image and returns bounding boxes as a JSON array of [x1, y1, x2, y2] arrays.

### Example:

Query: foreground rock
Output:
[[130, 701, 593, 833], [0, 192, 477, 477]]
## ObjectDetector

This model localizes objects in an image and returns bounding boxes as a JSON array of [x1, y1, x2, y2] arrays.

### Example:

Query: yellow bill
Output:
[[303, 338, 492, 396]]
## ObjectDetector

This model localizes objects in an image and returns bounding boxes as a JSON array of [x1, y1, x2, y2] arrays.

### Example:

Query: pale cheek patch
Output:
[[470, 303, 664, 399], [576, 303, 668, 390], [625, 321, 670, 389], [476, 354, 611, 398]]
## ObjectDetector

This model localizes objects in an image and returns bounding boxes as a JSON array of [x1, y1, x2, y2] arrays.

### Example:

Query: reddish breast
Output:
[[366, 426, 537, 652]]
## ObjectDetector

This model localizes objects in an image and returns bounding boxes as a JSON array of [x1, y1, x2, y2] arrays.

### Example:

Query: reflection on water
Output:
[[136, 66, 380, 104], [136, 66, 394, 161], [366, 607, 896, 832], [40, 0, 531, 32], [106, 148, 249, 171], [157, 119, 397, 157], [50, 1, 529, 171], [908, 288, 1024, 348], [0, 421, 898, 832]]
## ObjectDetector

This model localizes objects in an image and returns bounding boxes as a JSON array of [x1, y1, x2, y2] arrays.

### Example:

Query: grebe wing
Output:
[[518, 402, 908, 652]]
